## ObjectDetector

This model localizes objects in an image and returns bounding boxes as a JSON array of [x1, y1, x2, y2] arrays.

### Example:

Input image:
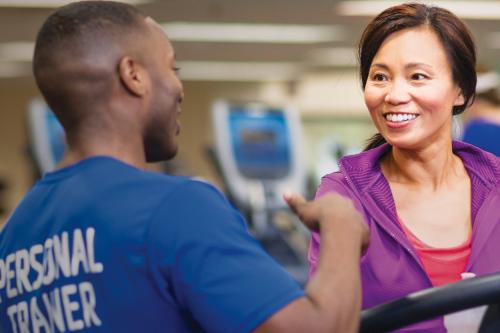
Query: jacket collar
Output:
[[339, 140, 499, 195], [338, 140, 500, 270]]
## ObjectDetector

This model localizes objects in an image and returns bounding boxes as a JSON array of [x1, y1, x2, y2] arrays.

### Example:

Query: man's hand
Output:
[[284, 192, 369, 252], [255, 193, 370, 333]]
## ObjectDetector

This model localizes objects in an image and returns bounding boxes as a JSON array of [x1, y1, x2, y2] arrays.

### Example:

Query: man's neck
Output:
[[60, 135, 147, 170]]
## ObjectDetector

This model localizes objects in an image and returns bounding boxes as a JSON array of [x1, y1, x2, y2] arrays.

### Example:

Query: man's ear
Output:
[[118, 56, 148, 97]]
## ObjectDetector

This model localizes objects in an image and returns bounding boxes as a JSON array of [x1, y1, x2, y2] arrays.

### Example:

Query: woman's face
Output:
[[364, 27, 464, 150]]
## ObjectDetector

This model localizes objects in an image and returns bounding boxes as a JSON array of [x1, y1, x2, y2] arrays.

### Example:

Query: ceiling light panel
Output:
[[0, 61, 31, 77], [177, 61, 301, 81], [0, 0, 148, 8], [307, 47, 357, 67], [162, 22, 344, 44], [337, 1, 500, 20], [0, 41, 34, 62]]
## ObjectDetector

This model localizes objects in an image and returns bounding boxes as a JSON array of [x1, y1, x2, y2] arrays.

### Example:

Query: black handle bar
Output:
[[360, 272, 500, 332]]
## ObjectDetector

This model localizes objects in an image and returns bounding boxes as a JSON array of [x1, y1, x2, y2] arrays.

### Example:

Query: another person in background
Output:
[[308, 3, 500, 332], [0, 1, 369, 333], [462, 70, 500, 156]]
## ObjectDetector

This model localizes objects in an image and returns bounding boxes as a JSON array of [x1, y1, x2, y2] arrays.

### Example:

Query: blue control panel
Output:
[[229, 106, 291, 179]]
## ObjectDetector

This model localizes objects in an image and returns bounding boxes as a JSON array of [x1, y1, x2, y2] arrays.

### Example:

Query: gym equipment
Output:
[[360, 271, 500, 332], [211, 100, 309, 283], [27, 99, 66, 175]]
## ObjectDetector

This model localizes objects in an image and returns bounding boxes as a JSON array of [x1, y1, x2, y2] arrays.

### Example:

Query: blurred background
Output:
[[0, 1, 499, 276]]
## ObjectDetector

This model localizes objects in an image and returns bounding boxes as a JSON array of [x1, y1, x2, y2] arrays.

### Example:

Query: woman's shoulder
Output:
[[455, 141, 499, 175], [318, 145, 389, 196], [318, 171, 348, 193], [321, 170, 346, 183], [317, 171, 363, 209]]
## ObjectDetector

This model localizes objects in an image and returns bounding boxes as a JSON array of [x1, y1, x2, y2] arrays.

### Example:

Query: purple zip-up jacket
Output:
[[309, 141, 500, 332]]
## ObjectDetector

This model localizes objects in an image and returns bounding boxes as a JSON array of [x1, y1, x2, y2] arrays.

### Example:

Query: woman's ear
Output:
[[118, 56, 148, 97], [453, 88, 465, 107]]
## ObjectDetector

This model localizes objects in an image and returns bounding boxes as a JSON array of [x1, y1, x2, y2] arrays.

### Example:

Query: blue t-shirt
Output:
[[462, 118, 500, 156], [0, 157, 303, 332]]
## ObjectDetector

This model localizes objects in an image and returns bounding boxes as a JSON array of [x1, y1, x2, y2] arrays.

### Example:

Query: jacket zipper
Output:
[[341, 170, 434, 288]]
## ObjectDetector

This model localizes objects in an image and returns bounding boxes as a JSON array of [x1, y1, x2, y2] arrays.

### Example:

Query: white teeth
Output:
[[385, 113, 417, 122]]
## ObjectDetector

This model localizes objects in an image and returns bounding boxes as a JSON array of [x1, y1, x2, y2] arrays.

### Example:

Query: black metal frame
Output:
[[360, 272, 500, 332]]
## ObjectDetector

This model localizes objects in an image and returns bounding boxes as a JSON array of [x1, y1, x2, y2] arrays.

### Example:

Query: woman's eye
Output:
[[372, 73, 387, 81], [411, 73, 427, 80]]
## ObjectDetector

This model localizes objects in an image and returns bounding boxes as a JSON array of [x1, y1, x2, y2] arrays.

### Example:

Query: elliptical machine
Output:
[[211, 100, 309, 284]]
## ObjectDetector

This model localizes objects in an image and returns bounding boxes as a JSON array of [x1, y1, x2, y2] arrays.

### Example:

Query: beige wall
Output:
[[0, 75, 374, 226], [175, 80, 293, 185], [0, 77, 40, 225], [0, 79, 295, 224]]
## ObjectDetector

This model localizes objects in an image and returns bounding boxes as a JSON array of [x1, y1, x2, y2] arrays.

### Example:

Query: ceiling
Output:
[[0, 0, 499, 82]]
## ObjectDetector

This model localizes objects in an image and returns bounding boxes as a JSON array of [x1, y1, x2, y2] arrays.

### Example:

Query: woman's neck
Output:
[[381, 140, 466, 190]]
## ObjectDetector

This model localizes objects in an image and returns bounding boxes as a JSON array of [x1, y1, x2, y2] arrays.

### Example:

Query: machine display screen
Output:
[[241, 129, 276, 144], [229, 106, 291, 179]]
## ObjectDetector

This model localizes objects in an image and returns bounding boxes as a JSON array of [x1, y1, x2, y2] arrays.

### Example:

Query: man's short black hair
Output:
[[33, 1, 147, 131]]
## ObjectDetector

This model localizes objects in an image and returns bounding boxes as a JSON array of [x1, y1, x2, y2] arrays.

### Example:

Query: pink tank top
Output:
[[399, 220, 471, 287]]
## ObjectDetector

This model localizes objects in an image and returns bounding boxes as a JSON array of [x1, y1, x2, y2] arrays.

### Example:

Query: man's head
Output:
[[33, 1, 183, 162]]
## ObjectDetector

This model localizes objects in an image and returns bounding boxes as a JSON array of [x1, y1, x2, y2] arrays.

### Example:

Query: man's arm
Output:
[[254, 193, 369, 333]]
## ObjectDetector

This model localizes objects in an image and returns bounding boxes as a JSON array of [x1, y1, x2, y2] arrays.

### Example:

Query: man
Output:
[[0, 2, 368, 332]]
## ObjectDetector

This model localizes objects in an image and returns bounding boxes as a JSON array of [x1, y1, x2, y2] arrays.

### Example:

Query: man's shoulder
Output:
[[133, 172, 225, 198], [151, 177, 231, 215], [68, 156, 197, 193]]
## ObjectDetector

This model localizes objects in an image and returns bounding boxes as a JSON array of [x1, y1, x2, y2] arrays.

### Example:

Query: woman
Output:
[[308, 3, 500, 332]]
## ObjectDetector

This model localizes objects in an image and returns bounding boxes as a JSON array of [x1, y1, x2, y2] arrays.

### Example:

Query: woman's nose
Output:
[[384, 81, 411, 105]]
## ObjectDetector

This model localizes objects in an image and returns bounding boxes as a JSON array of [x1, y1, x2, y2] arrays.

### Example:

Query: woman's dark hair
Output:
[[359, 3, 477, 150]]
